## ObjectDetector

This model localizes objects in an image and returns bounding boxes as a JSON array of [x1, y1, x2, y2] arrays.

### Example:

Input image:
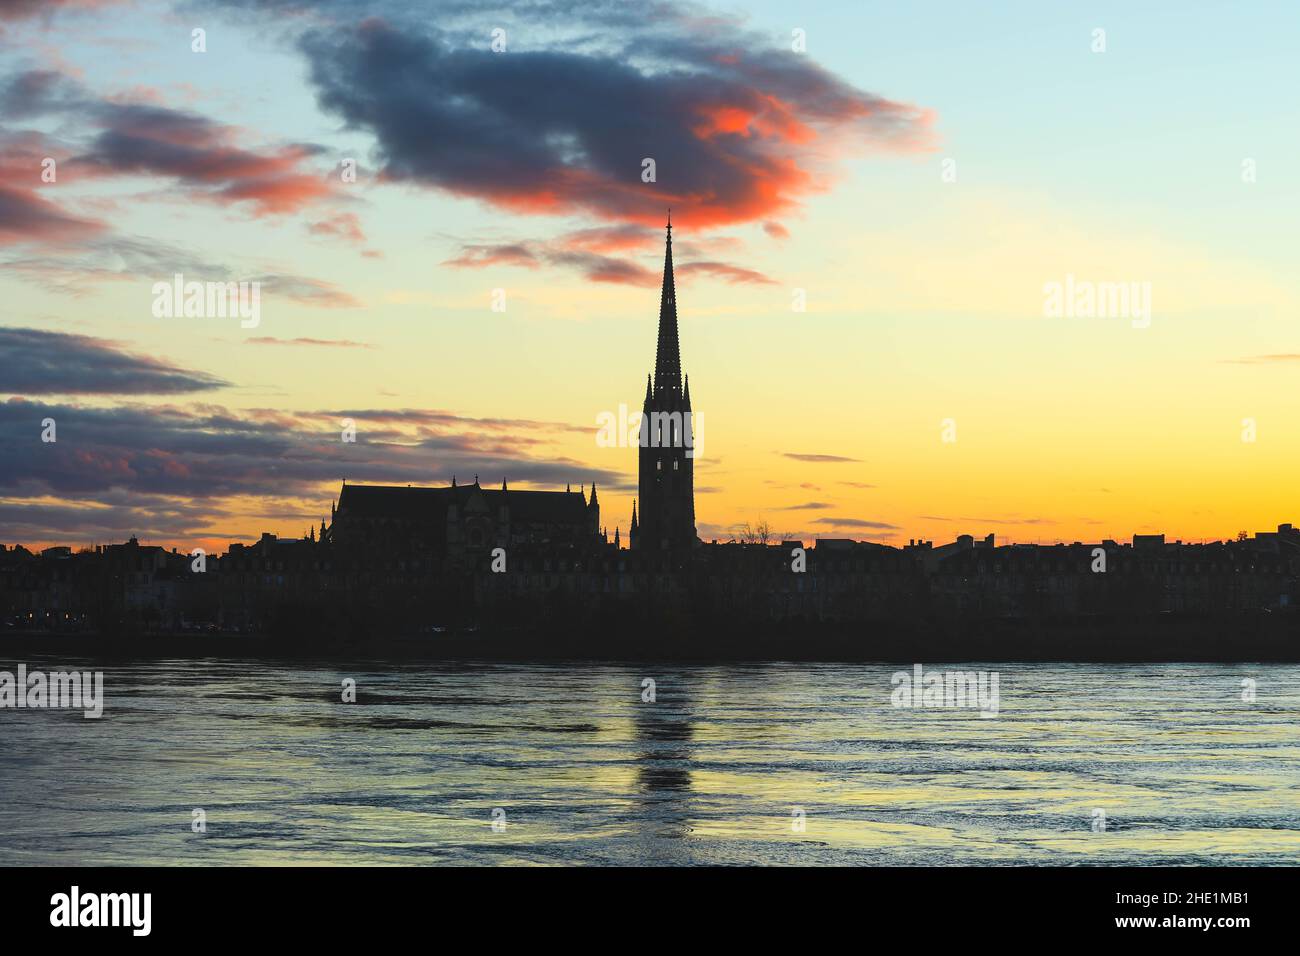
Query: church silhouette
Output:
[[325, 216, 697, 558]]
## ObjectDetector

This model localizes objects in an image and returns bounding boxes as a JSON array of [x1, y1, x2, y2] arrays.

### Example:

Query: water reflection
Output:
[[628, 674, 697, 861], [0, 659, 1297, 865]]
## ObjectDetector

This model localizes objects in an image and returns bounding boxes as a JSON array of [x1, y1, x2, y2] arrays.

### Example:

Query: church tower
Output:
[[636, 214, 697, 550]]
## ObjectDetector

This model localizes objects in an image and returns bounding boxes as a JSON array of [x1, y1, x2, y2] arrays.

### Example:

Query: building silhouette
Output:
[[634, 214, 697, 552], [327, 476, 600, 560]]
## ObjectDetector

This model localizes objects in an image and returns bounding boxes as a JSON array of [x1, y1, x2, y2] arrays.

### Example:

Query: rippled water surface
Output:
[[1, 658, 1297, 865]]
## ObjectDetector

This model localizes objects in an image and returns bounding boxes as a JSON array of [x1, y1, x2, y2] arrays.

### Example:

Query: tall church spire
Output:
[[653, 213, 681, 393], [636, 211, 696, 552]]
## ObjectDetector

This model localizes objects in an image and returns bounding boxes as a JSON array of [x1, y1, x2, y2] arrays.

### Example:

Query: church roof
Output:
[[496, 487, 590, 522], [336, 483, 590, 523], [336, 484, 449, 518]]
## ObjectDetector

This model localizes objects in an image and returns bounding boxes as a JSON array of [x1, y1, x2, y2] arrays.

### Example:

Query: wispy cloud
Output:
[[782, 452, 862, 463], [0, 327, 228, 395], [675, 261, 776, 285], [810, 517, 899, 529], [246, 337, 374, 349], [1221, 354, 1300, 365], [252, 274, 360, 308], [444, 230, 773, 287], [2, 69, 337, 217], [0, 0, 121, 22]]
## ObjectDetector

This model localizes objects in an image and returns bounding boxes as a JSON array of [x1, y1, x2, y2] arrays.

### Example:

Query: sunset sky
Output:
[[2, 0, 1298, 553]]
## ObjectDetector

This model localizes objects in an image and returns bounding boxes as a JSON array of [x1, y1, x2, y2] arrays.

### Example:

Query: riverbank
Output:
[[2, 610, 1298, 662]]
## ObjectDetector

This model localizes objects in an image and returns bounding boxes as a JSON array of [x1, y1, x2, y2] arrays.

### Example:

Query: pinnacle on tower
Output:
[[653, 214, 681, 393]]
